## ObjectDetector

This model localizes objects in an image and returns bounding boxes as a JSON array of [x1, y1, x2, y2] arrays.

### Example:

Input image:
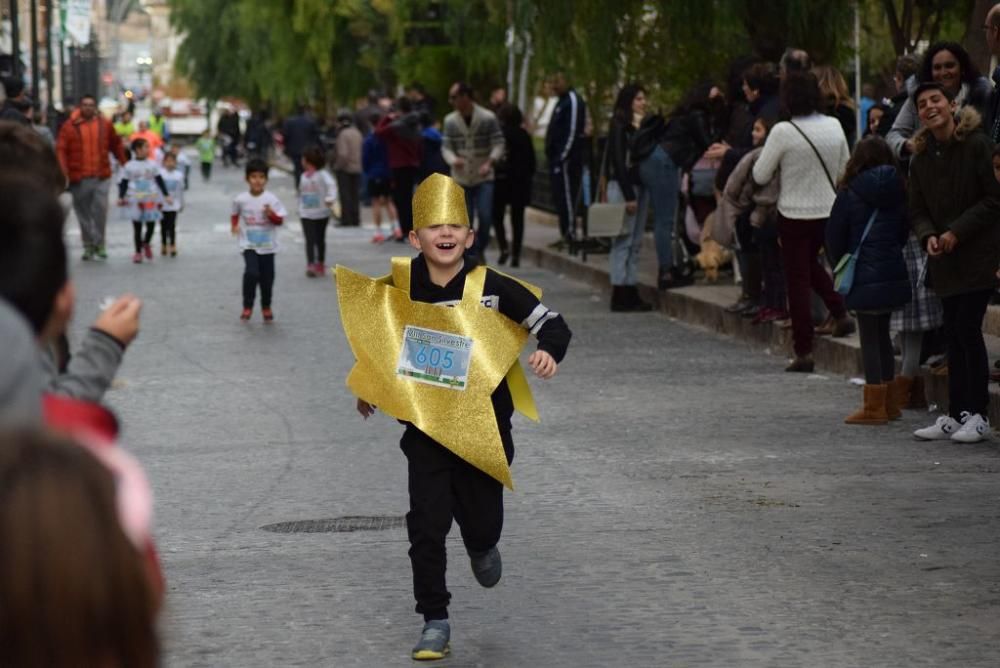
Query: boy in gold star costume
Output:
[[338, 174, 571, 660]]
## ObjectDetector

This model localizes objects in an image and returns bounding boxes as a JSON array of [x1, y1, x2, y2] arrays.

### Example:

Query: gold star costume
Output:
[[336, 174, 541, 489]]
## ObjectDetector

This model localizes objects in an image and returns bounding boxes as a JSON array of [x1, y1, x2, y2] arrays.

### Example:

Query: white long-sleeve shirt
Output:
[[752, 113, 849, 220]]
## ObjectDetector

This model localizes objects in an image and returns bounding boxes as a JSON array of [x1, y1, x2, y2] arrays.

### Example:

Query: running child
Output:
[[196, 130, 215, 182], [158, 153, 185, 257], [348, 174, 572, 659], [118, 138, 170, 264], [231, 159, 287, 322], [166, 143, 192, 189], [298, 146, 338, 277]]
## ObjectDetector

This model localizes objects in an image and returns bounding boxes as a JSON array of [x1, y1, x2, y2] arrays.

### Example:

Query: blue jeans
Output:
[[463, 181, 494, 257], [606, 180, 649, 286], [638, 145, 680, 271]]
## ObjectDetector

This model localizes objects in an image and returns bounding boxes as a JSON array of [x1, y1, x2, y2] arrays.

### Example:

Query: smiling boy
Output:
[[908, 82, 1000, 442], [353, 174, 571, 660]]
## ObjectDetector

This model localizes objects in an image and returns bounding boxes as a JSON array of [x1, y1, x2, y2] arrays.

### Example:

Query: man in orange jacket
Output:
[[56, 94, 127, 261]]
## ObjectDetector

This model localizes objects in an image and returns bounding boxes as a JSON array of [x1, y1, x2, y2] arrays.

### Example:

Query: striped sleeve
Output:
[[488, 270, 572, 363]]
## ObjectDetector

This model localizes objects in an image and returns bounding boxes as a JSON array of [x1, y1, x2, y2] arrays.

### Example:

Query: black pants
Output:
[[401, 425, 514, 621], [857, 312, 895, 385], [549, 158, 581, 240], [757, 231, 787, 311], [942, 289, 991, 419], [392, 166, 419, 236], [224, 140, 240, 167], [492, 179, 526, 261], [335, 171, 361, 226], [201, 162, 212, 181], [290, 154, 303, 190], [132, 220, 155, 252], [161, 211, 177, 246], [242, 250, 275, 309], [301, 217, 329, 265]]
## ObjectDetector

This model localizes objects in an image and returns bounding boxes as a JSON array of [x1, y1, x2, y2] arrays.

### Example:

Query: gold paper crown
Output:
[[412, 173, 469, 230]]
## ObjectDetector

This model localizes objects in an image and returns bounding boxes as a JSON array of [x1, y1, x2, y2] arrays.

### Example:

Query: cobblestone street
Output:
[[66, 162, 1000, 667]]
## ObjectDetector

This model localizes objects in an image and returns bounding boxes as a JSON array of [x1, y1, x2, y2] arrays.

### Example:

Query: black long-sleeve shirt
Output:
[[545, 89, 586, 164], [117, 174, 169, 199], [407, 254, 571, 430]]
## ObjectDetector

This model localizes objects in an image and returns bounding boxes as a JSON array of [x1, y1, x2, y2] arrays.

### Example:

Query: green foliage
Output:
[[168, 0, 983, 123]]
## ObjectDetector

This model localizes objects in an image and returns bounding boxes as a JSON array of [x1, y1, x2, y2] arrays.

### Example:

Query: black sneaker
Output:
[[469, 546, 502, 587], [412, 620, 450, 660]]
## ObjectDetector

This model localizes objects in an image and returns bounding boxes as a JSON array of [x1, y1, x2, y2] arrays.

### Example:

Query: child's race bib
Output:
[[301, 192, 321, 209], [245, 227, 274, 249], [396, 325, 473, 390]]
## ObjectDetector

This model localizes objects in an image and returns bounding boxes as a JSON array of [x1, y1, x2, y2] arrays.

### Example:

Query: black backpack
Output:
[[628, 114, 666, 166]]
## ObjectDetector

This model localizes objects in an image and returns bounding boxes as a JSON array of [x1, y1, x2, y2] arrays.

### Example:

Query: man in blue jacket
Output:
[[545, 73, 586, 244]]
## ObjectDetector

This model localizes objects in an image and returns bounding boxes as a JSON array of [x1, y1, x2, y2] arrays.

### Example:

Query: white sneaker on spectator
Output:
[[913, 415, 960, 441], [951, 412, 990, 443]]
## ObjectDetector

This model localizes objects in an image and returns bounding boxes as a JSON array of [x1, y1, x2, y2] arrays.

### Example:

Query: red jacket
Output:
[[374, 113, 423, 169], [56, 110, 126, 184]]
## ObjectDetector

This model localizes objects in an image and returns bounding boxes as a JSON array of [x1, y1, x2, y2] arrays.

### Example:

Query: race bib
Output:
[[134, 178, 154, 198], [396, 325, 473, 390], [301, 192, 321, 209], [246, 228, 274, 249]]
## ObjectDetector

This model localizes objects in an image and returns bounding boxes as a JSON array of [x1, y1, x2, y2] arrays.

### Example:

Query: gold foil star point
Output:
[[336, 262, 532, 489]]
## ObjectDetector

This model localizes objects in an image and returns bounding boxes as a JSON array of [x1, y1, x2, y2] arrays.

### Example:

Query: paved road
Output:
[[65, 163, 1000, 667]]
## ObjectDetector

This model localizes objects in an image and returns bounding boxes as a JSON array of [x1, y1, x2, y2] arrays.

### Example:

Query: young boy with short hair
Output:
[[343, 173, 571, 660], [232, 159, 287, 322], [0, 175, 141, 402], [159, 152, 185, 257], [0, 123, 140, 403]]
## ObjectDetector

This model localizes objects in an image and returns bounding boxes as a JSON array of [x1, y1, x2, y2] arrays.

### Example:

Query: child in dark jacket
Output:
[[827, 136, 911, 425]]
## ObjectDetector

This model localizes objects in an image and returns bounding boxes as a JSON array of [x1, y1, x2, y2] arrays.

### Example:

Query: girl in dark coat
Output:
[[827, 136, 911, 425]]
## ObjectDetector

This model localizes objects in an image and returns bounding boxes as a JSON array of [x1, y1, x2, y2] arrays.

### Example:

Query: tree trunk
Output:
[[964, 0, 995, 75]]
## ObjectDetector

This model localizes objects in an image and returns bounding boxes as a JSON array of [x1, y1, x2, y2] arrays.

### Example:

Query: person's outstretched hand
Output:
[[93, 294, 142, 346], [528, 350, 558, 379], [357, 398, 376, 419]]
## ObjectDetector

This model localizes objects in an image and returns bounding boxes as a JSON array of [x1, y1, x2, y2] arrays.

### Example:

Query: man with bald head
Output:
[[983, 3, 1000, 142]]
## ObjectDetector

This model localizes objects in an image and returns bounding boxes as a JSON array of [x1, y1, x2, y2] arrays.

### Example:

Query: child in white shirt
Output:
[[231, 159, 288, 322], [159, 153, 185, 257], [118, 138, 170, 264], [298, 146, 338, 277]]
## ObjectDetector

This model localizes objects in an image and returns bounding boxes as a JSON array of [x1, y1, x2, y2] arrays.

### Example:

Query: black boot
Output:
[[611, 286, 630, 311], [659, 265, 694, 290], [628, 286, 654, 312]]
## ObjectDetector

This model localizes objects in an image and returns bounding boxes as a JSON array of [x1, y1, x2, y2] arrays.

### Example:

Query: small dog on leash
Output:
[[694, 238, 732, 282]]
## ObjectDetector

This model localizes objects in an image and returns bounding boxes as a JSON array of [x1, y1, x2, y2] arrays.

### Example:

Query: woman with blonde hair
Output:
[[813, 64, 858, 147]]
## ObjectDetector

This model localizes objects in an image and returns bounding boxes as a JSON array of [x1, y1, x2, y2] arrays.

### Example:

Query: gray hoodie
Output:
[[40, 328, 125, 402], [0, 299, 43, 425]]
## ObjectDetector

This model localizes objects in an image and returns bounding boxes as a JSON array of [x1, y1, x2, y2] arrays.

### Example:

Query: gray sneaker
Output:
[[469, 546, 502, 588], [411, 619, 450, 661]]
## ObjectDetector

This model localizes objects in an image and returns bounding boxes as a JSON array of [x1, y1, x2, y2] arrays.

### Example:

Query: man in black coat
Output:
[[282, 104, 321, 189]]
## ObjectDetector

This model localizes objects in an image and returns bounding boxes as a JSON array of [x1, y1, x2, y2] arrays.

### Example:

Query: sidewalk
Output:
[[519, 207, 1000, 425]]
